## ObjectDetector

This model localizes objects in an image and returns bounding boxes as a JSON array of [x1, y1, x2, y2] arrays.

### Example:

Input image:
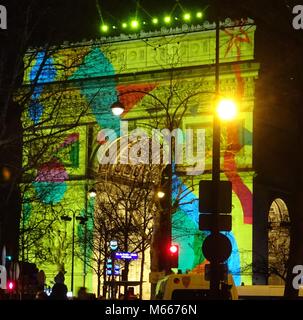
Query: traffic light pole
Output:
[[166, 162, 173, 273], [210, 8, 221, 299]]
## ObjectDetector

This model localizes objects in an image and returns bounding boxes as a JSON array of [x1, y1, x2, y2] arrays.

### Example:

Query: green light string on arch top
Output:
[[96, 0, 208, 35]]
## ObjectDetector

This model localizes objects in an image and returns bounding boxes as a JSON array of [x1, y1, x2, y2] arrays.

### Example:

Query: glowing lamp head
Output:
[[111, 101, 125, 116], [2, 167, 11, 181], [131, 20, 139, 29], [169, 245, 178, 254], [216, 98, 238, 121], [152, 18, 158, 25], [122, 22, 127, 29], [183, 13, 191, 21], [89, 188, 97, 198], [164, 16, 171, 24], [196, 11, 203, 18], [100, 24, 109, 33], [157, 190, 165, 199]]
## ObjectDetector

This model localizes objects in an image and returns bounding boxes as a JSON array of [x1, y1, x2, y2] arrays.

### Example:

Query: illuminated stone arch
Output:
[[267, 198, 290, 285], [95, 135, 164, 298]]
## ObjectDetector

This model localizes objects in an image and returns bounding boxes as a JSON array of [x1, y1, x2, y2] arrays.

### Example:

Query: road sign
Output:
[[106, 269, 120, 276], [199, 180, 232, 213], [115, 252, 138, 260], [202, 233, 232, 263], [110, 240, 118, 251], [199, 214, 232, 231], [106, 259, 120, 276]]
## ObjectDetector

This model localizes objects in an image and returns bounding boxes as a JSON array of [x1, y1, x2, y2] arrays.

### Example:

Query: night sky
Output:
[[3, 0, 301, 45]]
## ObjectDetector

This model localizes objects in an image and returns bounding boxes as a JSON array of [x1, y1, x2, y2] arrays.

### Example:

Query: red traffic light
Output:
[[168, 244, 179, 268], [7, 281, 14, 291], [169, 244, 178, 254]]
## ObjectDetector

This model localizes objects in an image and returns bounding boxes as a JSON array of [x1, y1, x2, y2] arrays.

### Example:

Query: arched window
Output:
[[268, 198, 290, 285]]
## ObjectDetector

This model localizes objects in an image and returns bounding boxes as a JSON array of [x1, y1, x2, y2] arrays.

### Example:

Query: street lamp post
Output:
[[71, 214, 75, 293], [209, 10, 238, 298], [61, 211, 87, 295], [82, 187, 96, 287], [210, 9, 222, 300]]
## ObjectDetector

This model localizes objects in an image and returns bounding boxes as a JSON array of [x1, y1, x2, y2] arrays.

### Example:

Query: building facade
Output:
[[21, 18, 259, 297]]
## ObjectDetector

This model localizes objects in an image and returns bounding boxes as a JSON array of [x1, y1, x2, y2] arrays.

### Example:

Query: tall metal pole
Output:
[[21, 213, 25, 300], [71, 212, 75, 294], [213, 6, 221, 183], [111, 252, 116, 299], [83, 223, 87, 287], [166, 160, 173, 273], [210, 6, 221, 299], [83, 184, 88, 287]]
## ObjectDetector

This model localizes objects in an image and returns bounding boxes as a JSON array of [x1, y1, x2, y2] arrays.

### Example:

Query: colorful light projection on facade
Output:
[[23, 21, 257, 290], [28, 51, 57, 124], [33, 159, 68, 204]]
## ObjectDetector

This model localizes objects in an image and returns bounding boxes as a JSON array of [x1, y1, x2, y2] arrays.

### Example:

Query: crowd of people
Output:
[[34, 271, 139, 300]]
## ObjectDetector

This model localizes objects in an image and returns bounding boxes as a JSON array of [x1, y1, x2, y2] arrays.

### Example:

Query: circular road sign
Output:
[[202, 233, 232, 263]]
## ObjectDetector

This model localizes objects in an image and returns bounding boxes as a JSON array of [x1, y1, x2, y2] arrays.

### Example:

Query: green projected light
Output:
[[183, 13, 191, 21], [100, 24, 109, 33], [98, 10, 205, 35], [131, 19, 139, 29], [164, 16, 171, 24]]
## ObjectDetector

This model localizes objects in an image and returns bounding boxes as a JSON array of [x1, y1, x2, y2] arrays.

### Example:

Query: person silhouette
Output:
[[49, 271, 68, 300]]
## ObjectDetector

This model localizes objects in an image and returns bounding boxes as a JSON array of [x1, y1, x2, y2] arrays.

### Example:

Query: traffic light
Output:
[[168, 244, 179, 268], [7, 280, 15, 291]]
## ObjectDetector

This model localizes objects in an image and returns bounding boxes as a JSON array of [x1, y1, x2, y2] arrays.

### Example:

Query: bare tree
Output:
[[78, 161, 160, 298]]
